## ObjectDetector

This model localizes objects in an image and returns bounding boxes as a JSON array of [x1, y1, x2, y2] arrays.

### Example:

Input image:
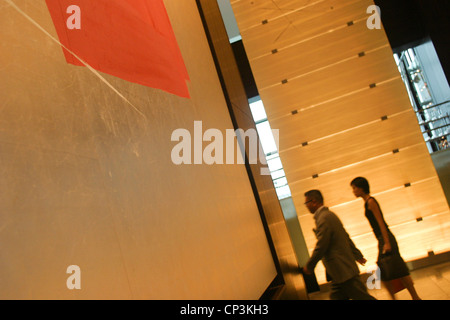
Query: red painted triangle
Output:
[[45, 0, 190, 98]]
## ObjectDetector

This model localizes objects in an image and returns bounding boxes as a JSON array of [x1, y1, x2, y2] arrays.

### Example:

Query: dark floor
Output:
[[308, 260, 450, 300]]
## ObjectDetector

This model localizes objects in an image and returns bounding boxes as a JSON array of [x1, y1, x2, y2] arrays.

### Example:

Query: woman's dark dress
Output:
[[365, 197, 410, 281]]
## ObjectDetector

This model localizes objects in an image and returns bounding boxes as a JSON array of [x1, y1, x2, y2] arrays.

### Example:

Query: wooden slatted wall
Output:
[[231, 0, 450, 283]]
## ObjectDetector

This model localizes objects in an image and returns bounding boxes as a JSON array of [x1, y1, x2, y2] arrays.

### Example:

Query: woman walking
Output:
[[350, 177, 421, 300]]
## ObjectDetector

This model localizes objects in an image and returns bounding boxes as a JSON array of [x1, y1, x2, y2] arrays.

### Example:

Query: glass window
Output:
[[394, 43, 450, 153], [267, 156, 283, 172], [270, 168, 286, 180], [249, 100, 268, 123], [256, 121, 278, 155], [248, 98, 292, 199], [273, 177, 288, 188], [275, 185, 291, 200]]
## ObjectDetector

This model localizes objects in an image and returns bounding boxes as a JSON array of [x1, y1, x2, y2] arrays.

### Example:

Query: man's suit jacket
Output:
[[306, 206, 363, 284]]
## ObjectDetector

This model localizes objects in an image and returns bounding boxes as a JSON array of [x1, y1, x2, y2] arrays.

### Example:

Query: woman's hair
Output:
[[350, 177, 370, 194]]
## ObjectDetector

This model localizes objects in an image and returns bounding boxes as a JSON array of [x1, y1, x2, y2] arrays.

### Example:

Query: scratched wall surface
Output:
[[0, 0, 277, 299]]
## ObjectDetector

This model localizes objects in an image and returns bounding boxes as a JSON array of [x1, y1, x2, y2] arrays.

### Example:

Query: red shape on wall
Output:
[[45, 0, 190, 98]]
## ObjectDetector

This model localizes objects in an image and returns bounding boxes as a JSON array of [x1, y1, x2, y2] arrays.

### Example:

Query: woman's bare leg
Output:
[[400, 276, 421, 300], [383, 281, 396, 300]]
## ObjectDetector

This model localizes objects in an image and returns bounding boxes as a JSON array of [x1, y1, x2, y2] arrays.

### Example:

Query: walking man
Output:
[[302, 190, 376, 300]]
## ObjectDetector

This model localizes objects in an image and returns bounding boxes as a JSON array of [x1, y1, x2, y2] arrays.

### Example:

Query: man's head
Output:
[[304, 190, 324, 214]]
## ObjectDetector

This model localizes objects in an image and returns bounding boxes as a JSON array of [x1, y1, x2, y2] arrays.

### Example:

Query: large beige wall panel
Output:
[[231, 0, 450, 284], [0, 0, 277, 299]]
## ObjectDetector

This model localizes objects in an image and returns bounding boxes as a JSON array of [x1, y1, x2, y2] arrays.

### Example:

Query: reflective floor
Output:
[[308, 261, 450, 300]]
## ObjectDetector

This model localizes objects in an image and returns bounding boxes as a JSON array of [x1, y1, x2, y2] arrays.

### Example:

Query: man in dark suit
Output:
[[302, 190, 376, 300]]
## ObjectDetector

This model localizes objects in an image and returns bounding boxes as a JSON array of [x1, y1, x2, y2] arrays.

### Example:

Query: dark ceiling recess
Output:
[[231, 40, 259, 100], [374, 0, 450, 84], [373, 0, 427, 52]]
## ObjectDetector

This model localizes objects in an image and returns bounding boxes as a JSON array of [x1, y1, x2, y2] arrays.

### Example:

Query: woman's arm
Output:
[[367, 198, 391, 253]]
